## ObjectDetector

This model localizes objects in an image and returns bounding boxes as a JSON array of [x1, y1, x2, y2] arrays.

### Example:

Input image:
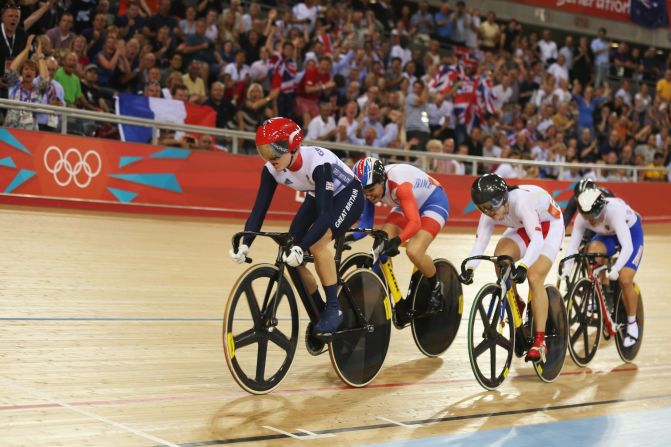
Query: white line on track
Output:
[[263, 425, 335, 439], [0, 376, 179, 447], [376, 416, 421, 428]]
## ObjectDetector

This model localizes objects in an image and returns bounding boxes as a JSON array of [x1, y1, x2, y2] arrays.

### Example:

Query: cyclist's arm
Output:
[[564, 214, 587, 259], [518, 204, 544, 269], [465, 215, 495, 270], [395, 183, 421, 242], [611, 208, 633, 272], [563, 196, 577, 227], [243, 166, 278, 246], [351, 199, 374, 241], [298, 163, 335, 251]]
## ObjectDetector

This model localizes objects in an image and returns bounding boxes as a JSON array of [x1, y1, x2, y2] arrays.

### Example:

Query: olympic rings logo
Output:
[[43, 146, 102, 188]]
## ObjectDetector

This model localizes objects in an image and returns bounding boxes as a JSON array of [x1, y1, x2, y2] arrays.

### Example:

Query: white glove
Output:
[[282, 245, 304, 267], [229, 244, 249, 264], [607, 268, 619, 281]]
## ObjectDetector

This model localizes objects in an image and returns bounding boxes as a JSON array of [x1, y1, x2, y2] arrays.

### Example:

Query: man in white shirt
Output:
[[538, 29, 557, 66], [559, 35, 574, 71], [223, 50, 250, 83], [547, 54, 569, 86], [292, 0, 319, 34], [494, 148, 523, 178], [492, 74, 513, 112], [306, 100, 337, 141]]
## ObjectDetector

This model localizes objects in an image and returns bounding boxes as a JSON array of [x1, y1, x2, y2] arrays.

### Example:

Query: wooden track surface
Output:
[[0, 206, 670, 447]]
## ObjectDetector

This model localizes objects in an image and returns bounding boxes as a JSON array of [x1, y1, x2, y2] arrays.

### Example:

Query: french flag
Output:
[[115, 93, 217, 143]]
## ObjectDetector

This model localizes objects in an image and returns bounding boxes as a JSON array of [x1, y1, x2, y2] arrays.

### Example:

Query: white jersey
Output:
[[265, 146, 355, 196], [467, 185, 563, 269], [564, 198, 638, 272], [380, 164, 442, 208]]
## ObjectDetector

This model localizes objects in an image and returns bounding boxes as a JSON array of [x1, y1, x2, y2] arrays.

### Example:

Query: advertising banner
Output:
[[0, 128, 670, 224]]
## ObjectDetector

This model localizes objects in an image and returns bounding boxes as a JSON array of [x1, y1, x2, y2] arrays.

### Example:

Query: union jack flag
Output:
[[271, 54, 298, 94], [475, 73, 498, 115], [430, 64, 463, 95]]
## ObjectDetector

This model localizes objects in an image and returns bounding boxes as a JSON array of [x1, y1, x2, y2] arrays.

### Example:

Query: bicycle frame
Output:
[[232, 230, 377, 337], [461, 255, 525, 330], [560, 252, 623, 337]]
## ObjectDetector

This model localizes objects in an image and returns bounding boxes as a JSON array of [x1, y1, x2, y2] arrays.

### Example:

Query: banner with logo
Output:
[[0, 128, 670, 223], [512, 0, 671, 28]]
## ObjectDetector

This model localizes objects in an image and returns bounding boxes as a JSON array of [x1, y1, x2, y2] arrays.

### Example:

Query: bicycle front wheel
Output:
[[411, 259, 463, 357], [330, 268, 391, 387], [223, 264, 299, 394], [566, 278, 602, 367], [467, 283, 514, 390]]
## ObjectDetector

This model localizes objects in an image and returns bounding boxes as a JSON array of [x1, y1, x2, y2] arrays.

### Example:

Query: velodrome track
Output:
[[0, 206, 669, 446]]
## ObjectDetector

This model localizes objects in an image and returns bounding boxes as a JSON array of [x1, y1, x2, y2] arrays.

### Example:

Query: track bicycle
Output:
[[460, 255, 568, 390], [339, 238, 463, 357], [559, 252, 644, 366], [223, 230, 391, 394]]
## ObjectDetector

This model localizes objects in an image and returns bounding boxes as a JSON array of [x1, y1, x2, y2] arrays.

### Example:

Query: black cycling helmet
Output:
[[471, 174, 508, 213], [574, 178, 596, 195]]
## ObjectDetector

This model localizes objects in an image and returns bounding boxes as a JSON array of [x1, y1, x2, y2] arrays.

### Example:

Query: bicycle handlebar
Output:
[[558, 252, 613, 276], [232, 231, 293, 264], [460, 255, 516, 280]]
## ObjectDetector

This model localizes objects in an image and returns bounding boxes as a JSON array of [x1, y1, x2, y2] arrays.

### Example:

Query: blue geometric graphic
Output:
[[0, 156, 16, 168], [4, 169, 35, 193], [462, 201, 478, 215], [109, 173, 182, 193], [0, 129, 30, 155], [107, 187, 138, 203], [119, 156, 144, 168], [150, 148, 190, 159]]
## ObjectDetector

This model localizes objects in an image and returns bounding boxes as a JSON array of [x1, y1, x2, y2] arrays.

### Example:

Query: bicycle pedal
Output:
[[305, 323, 327, 356]]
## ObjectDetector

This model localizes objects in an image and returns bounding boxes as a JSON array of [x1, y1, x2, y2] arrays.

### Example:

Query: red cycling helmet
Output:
[[255, 117, 304, 161]]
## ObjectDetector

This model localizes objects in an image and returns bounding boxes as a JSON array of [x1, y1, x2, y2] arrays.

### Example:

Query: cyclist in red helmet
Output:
[[230, 117, 364, 337]]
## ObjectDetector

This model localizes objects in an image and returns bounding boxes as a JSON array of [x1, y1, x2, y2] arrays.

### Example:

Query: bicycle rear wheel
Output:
[[566, 278, 602, 367], [329, 268, 391, 387], [532, 285, 568, 383], [467, 284, 514, 390], [339, 252, 386, 287], [223, 264, 299, 394], [411, 259, 463, 357], [615, 284, 644, 363]]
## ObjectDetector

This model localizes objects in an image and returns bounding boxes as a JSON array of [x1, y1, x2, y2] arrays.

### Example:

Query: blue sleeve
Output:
[[351, 199, 374, 241], [243, 166, 277, 246], [298, 164, 335, 251]]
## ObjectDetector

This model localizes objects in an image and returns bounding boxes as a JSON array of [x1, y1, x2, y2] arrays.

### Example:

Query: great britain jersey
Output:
[[564, 197, 639, 272], [265, 145, 355, 196]]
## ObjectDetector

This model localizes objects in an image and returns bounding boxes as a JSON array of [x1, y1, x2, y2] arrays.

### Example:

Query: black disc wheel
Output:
[[467, 284, 514, 390], [329, 268, 391, 387], [411, 259, 463, 357], [615, 284, 644, 363], [566, 278, 602, 367], [531, 285, 569, 383], [223, 264, 299, 394]]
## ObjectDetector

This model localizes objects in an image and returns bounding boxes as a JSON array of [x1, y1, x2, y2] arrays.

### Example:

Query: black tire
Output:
[[411, 259, 463, 357], [531, 285, 569, 383], [339, 252, 386, 287], [467, 283, 514, 390], [615, 283, 644, 363], [566, 278, 602, 367], [329, 268, 391, 387], [223, 264, 299, 395]]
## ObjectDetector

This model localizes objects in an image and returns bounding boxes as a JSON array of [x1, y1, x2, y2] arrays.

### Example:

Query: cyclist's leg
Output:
[[494, 233, 526, 313], [314, 181, 365, 334], [289, 196, 323, 311], [618, 218, 644, 346], [527, 255, 552, 333], [405, 230, 436, 278], [408, 187, 450, 282]]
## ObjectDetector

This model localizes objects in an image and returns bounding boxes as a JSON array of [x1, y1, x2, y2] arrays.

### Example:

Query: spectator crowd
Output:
[[0, 0, 669, 182]]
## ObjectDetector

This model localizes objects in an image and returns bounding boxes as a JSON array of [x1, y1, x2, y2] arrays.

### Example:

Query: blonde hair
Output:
[[426, 139, 442, 152], [246, 82, 263, 99]]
